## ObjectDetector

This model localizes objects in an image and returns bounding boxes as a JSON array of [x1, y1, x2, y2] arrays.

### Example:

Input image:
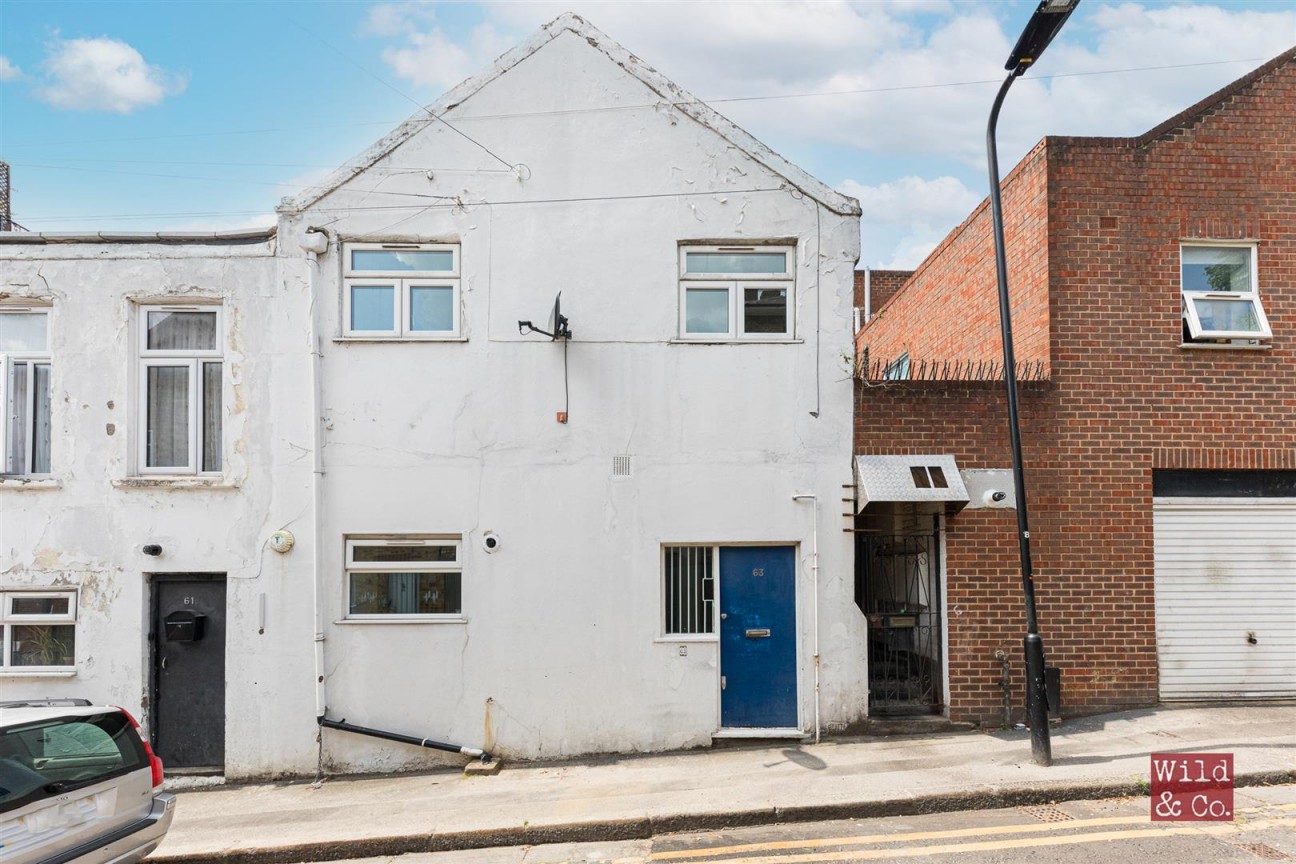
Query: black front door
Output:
[[152, 575, 226, 771]]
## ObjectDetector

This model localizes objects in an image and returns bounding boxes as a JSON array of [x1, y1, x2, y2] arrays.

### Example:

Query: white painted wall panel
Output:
[[1154, 501, 1296, 700]]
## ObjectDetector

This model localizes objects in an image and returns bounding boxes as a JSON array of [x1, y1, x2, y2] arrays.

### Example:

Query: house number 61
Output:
[[183, 597, 196, 606]]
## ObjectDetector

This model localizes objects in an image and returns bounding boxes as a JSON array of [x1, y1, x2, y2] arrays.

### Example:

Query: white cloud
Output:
[[36, 37, 187, 114], [362, 1, 1296, 265], [380, 22, 514, 92], [365, 2, 513, 92], [0, 56, 21, 82], [841, 175, 981, 269], [366, 2, 1295, 167]]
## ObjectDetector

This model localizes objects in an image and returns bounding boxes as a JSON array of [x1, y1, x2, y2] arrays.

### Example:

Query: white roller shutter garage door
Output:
[[1154, 499, 1296, 700]]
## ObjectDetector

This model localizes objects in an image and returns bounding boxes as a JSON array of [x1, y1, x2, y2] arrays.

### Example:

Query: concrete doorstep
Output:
[[151, 705, 1296, 864]]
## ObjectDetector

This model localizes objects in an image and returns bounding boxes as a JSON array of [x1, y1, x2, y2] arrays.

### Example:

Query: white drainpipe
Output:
[[793, 493, 820, 743], [301, 227, 330, 722]]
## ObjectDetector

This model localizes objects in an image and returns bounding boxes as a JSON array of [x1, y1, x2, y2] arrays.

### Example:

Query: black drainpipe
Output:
[[318, 715, 490, 762]]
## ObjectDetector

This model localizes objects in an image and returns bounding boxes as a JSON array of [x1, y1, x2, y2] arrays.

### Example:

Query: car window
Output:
[[0, 711, 146, 811]]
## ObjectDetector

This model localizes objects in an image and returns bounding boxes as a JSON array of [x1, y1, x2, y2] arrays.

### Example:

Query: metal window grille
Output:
[[664, 546, 714, 635]]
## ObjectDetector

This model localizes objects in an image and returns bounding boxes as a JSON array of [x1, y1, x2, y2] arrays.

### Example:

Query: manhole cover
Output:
[[1020, 805, 1074, 823], [1236, 844, 1292, 861]]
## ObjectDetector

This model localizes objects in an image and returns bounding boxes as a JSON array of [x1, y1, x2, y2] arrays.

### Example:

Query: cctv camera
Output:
[[482, 532, 500, 553], [142, 544, 163, 557]]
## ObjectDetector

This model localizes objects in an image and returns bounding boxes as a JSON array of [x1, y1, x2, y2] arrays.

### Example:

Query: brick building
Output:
[[852, 48, 1296, 727]]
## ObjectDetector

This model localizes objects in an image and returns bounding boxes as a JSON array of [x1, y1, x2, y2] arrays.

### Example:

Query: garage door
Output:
[[1154, 499, 1296, 700]]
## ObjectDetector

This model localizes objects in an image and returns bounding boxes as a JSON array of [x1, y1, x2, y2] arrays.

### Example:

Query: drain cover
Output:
[[1020, 805, 1074, 823], [1236, 844, 1292, 861]]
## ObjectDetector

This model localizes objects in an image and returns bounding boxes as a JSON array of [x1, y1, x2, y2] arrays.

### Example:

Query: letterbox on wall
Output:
[[164, 610, 207, 642]]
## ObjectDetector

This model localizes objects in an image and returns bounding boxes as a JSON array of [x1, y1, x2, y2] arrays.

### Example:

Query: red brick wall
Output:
[[853, 269, 914, 321], [857, 142, 1052, 375], [855, 52, 1296, 726]]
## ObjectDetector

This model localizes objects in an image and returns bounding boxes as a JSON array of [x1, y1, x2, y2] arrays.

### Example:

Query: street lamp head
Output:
[[1005, 0, 1080, 76]]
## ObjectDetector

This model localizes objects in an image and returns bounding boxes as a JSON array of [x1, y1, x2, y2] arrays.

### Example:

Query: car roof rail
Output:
[[0, 698, 94, 708]]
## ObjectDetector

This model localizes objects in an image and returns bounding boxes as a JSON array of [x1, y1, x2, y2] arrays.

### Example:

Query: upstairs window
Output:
[[679, 245, 794, 340], [138, 305, 223, 475], [1181, 244, 1270, 342], [343, 243, 460, 339], [1, 307, 52, 477]]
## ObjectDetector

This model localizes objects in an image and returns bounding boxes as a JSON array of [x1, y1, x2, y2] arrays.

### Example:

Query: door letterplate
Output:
[[745, 628, 771, 638]]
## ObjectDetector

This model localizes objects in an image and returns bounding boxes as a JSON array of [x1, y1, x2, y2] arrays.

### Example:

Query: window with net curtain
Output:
[[1, 309, 52, 476], [344, 537, 463, 619], [138, 307, 222, 474]]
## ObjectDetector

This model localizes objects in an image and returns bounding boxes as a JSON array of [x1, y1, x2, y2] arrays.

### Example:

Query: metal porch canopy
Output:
[[854, 455, 970, 515]]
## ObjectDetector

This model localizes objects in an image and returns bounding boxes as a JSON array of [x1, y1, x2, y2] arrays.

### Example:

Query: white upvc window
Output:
[[1181, 243, 1271, 342], [1, 590, 77, 671], [679, 245, 794, 340], [1, 307, 53, 477], [136, 305, 223, 475], [344, 536, 463, 620], [342, 243, 461, 339], [662, 545, 717, 636]]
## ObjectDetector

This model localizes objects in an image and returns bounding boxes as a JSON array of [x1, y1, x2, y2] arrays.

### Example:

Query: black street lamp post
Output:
[[986, 0, 1080, 768]]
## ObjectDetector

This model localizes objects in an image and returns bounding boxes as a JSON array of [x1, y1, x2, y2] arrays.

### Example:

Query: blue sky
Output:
[[1, 1, 1293, 267]]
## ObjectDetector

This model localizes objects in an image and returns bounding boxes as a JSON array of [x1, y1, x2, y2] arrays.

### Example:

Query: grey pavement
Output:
[[152, 704, 1296, 864]]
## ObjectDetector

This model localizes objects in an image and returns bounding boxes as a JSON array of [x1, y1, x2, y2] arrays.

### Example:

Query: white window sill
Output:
[[334, 617, 468, 625], [333, 336, 468, 344], [1178, 342, 1272, 351], [654, 635, 718, 644], [113, 477, 241, 490], [670, 338, 804, 345], [0, 670, 77, 678], [0, 477, 62, 491]]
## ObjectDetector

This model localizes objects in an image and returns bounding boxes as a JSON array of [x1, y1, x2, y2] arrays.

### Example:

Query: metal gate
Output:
[[857, 534, 943, 715]]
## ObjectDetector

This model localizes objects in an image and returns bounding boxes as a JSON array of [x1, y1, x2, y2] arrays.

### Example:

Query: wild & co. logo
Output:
[[1150, 753, 1234, 821]]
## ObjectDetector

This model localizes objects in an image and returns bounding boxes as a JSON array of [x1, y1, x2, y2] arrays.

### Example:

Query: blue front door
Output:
[[720, 546, 798, 728]]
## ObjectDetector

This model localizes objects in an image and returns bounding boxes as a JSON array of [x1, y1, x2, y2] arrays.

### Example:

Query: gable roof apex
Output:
[[280, 13, 859, 217], [1137, 45, 1296, 146]]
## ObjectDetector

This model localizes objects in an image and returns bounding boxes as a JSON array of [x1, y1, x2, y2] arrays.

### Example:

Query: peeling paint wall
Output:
[[0, 240, 319, 779], [287, 29, 865, 768], [1, 22, 864, 776]]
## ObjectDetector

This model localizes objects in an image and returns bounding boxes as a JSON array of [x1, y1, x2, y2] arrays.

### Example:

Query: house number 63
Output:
[[752, 569, 765, 577]]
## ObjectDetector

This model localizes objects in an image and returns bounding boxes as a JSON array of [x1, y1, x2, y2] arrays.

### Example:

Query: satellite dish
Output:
[[518, 292, 571, 340], [548, 292, 571, 340]]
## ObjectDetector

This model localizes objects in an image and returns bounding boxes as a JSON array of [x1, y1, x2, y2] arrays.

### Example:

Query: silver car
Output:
[[0, 700, 175, 864]]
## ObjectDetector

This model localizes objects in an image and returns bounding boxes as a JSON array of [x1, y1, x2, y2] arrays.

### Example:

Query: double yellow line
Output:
[[649, 803, 1296, 863]]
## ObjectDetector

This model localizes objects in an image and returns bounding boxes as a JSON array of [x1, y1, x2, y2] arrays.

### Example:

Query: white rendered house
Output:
[[0, 14, 865, 777]]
